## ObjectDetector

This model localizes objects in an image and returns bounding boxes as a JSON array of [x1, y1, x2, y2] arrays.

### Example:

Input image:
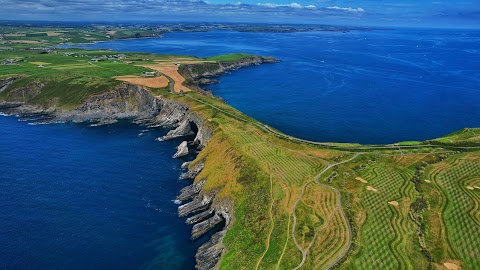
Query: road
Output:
[[183, 94, 480, 152]]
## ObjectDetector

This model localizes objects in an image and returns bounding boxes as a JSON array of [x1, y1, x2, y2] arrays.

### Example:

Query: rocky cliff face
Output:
[[0, 82, 228, 270], [178, 56, 279, 88], [56, 83, 161, 122]]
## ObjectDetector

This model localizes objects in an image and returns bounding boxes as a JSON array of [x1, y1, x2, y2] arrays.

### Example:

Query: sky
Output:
[[0, 0, 479, 28]]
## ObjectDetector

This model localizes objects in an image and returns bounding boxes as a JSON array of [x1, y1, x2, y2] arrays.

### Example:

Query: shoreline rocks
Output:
[[178, 194, 213, 217], [195, 230, 226, 270], [160, 118, 195, 141], [181, 161, 192, 170], [173, 141, 189, 158], [191, 213, 223, 239], [177, 179, 205, 201], [180, 160, 205, 179]]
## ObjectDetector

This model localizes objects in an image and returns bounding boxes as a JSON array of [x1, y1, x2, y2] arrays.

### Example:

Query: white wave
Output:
[[173, 199, 182, 205], [0, 112, 10, 116]]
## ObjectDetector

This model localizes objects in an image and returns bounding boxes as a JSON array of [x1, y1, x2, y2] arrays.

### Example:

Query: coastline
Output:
[[0, 84, 227, 269], [2, 36, 480, 269]]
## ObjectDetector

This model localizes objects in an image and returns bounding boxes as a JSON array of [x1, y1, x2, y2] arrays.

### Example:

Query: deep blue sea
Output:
[[2, 28, 480, 270], [0, 116, 210, 269], [72, 28, 480, 143]]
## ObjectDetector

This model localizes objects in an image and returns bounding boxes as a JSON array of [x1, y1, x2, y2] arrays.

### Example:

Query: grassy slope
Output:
[[166, 92, 480, 270], [205, 53, 256, 61], [1, 37, 480, 269]]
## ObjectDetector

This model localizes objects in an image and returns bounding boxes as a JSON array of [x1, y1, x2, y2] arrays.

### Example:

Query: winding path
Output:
[[154, 71, 176, 93], [291, 153, 362, 270]]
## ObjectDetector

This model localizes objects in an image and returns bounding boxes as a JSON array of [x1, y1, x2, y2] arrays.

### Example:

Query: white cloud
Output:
[[258, 2, 304, 8], [326, 6, 365, 13]]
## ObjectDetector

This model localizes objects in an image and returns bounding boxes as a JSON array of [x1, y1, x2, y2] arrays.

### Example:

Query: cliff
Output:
[[178, 56, 279, 90], [0, 82, 227, 269]]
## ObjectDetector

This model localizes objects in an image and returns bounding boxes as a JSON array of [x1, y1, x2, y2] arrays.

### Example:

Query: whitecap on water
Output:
[[0, 112, 9, 117], [173, 199, 182, 205]]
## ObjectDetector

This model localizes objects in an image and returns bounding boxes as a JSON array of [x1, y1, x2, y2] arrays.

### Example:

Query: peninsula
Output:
[[1, 25, 480, 270]]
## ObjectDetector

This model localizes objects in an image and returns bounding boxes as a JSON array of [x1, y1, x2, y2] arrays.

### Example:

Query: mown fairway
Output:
[[344, 161, 420, 269], [427, 154, 480, 269]]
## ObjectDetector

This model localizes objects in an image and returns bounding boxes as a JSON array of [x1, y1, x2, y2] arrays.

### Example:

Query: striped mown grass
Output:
[[431, 156, 480, 269]]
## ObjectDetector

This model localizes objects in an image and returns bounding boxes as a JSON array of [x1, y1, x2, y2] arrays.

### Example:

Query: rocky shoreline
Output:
[[0, 83, 228, 269], [178, 55, 279, 93], [0, 55, 281, 269]]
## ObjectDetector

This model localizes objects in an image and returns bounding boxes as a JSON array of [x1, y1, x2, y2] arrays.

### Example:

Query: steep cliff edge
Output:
[[178, 56, 279, 90]]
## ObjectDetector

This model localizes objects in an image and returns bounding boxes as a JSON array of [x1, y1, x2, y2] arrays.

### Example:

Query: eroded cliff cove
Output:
[[0, 83, 233, 269]]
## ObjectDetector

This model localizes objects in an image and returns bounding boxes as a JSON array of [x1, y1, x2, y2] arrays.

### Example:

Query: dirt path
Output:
[[275, 215, 292, 269], [291, 153, 362, 270], [256, 171, 275, 270]]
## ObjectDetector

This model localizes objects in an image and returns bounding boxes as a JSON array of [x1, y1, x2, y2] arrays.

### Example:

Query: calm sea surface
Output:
[[1, 28, 479, 269], [73, 28, 480, 143], [0, 116, 208, 269]]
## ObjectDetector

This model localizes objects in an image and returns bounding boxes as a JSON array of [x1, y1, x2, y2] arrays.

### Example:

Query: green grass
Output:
[[344, 161, 420, 269], [205, 53, 255, 61], [431, 128, 480, 145], [0, 49, 162, 108], [398, 141, 422, 146], [430, 156, 480, 269], [32, 76, 120, 109]]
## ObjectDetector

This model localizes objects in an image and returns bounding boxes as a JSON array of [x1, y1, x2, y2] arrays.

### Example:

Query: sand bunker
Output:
[[388, 201, 399, 206], [366, 186, 378, 192], [425, 179, 431, 183], [8, 40, 41, 44], [45, 31, 63, 37], [4, 33, 26, 37], [30, 62, 50, 65], [467, 186, 475, 190], [355, 177, 368, 184], [115, 76, 169, 88], [443, 262, 459, 270]]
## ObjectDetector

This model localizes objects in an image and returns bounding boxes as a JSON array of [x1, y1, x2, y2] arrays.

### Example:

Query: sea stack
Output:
[[173, 141, 189, 158]]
